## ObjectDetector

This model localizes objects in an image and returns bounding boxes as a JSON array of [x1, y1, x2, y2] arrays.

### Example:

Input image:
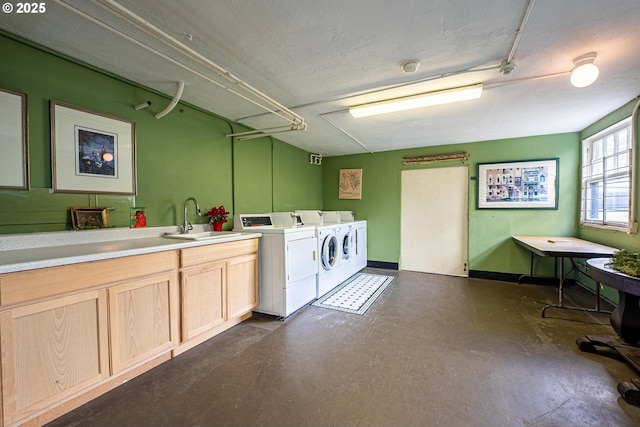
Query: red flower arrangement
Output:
[[204, 205, 230, 226]]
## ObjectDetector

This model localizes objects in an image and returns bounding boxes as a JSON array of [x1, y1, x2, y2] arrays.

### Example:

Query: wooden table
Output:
[[577, 258, 640, 406], [512, 236, 617, 317]]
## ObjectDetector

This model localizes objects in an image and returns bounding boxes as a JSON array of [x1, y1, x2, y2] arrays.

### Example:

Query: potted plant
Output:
[[204, 205, 230, 231]]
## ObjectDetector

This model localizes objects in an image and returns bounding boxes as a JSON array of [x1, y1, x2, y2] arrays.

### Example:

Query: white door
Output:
[[400, 166, 468, 276]]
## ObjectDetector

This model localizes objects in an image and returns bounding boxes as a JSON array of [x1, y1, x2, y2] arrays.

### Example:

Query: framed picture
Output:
[[339, 168, 363, 199], [71, 207, 109, 230], [0, 87, 29, 190], [477, 158, 559, 209], [51, 101, 136, 194]]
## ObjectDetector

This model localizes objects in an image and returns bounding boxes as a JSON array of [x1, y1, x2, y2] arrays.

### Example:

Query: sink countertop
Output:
[[0, 226, 262, 274]]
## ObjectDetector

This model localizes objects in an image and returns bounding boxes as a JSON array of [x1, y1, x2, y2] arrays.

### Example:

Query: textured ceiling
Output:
[[1, 0, 639, 156]]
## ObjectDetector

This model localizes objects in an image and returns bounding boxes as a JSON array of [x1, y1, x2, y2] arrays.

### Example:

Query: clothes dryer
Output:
[[233, 214, 317, 317]]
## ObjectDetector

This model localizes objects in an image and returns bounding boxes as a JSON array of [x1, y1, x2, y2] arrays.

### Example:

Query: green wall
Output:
[[0, 34, 321, 233], [322, 133, 580, 275]]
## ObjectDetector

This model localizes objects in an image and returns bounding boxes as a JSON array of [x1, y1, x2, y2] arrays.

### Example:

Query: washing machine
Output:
[[296, 210, 353, 297], [316, 223, 347, 297], [334, 221, 353, 274], [233, 214, 317, 317], [326, 211, 367, 277]]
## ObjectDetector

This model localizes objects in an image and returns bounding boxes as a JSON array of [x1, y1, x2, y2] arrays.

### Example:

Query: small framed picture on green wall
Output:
[[339, 168, 362, 199]]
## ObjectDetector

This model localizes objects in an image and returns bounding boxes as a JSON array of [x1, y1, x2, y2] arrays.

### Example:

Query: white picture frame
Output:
[[51, 101, 136, 194], [0, 88, 29, 190]]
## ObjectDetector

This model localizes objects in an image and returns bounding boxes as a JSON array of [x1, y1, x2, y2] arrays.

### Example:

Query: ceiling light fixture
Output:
[[402, 61, 419, 73], [349, 84, 483, 118], [570, 52, 599, 88]]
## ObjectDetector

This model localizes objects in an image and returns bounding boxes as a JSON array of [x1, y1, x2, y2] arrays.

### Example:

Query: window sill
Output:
[[580, 222, 638, 234]]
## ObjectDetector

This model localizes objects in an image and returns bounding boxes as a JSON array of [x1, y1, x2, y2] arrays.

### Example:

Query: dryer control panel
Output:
[[234, 214, 272, 228]]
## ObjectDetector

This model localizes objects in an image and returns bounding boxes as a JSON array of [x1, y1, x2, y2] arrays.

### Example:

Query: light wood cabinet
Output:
[[227, 253, 258, 319], [0, 238, 258, 426], [180, 260, 226, 342], [0, 251, 178, 427], [176, 239, 258, 355], [0, 289, 109, 427], [108, 271, 179, 374]]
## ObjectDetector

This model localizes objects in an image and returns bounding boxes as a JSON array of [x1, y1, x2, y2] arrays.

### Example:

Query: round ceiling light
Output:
[[570, 52, 599, 88]]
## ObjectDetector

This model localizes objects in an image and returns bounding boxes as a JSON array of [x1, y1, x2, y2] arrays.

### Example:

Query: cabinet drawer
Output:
[[0, 251, 179, 307], [181, 239, 258, 267]]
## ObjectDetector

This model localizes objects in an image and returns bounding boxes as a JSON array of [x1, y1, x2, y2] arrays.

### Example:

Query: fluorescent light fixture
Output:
[[570, 52, 599, 88], [349, 83, 483, 118]]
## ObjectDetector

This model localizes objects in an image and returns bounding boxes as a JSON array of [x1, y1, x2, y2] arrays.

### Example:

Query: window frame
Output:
[[580, 117, 635, 232]]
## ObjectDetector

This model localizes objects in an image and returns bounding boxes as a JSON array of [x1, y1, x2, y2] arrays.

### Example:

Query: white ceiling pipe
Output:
[[94, 0, 305, 127], [229, 123, 307, 140], [155, 81, 184, 119], [228, 124, 305, 138], [55, 0, 305, 131]]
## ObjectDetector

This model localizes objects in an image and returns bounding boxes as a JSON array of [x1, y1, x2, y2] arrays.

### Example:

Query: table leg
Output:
[[542, 258, 611, 318], [531, 252, 535, 277], [559, 256, 564, 307], [518, 253, 536, 284], [542, 257, 565, 317]]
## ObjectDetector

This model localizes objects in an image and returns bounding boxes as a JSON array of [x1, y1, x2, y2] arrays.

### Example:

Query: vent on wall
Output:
[[402, 151, 469, 165]]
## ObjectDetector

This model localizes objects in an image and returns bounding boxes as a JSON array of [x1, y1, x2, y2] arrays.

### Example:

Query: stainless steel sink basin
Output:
[[163, 231, 241, 241]]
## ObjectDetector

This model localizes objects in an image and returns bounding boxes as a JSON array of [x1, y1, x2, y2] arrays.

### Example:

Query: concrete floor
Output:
[[46, 268, 640, 427]]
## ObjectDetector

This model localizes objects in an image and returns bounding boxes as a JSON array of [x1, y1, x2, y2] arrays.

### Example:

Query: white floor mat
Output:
[[312, 273, 394, 315]]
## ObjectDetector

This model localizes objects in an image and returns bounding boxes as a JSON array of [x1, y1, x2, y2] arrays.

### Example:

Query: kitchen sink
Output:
[[163, 231, 241, 241]]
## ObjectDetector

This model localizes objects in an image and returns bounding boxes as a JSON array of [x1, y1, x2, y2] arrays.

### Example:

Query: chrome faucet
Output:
[[182, 197, 202, 233]]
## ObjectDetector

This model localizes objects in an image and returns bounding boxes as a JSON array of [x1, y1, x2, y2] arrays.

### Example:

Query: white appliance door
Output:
[[287, 236, 318, 283], [342, 231, 352, 260], [321, 234, 338, 270]]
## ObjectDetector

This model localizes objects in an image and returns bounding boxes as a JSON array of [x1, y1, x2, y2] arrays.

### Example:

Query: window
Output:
[[580, 117, 634, 231]]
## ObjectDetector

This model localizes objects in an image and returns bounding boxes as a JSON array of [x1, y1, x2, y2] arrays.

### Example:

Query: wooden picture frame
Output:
[[477, 158, 559, 209], [339, 168, 362, 199], [51, 101, 136, 194], [71, 207, 109, 230], [0, 87, 29, 190]]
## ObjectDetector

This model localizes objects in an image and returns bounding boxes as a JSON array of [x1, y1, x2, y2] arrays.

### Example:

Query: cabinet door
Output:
[[227, 253, 258, 320], [0, 289, 109, 426], [181, 261, 226, 342], [108, 272, 178, 374]]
